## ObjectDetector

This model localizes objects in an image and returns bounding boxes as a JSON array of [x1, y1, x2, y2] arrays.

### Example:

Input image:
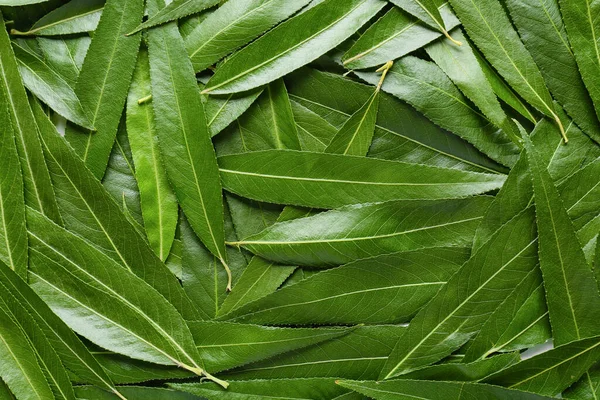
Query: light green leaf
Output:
[[389, 0, 458, 43], [147, 0, 230, 287], [184, 0, 313, 72], [36, 36, 90, 87], [338, 379, 555, 400], [65, 0, 143, 179], [219, 150, 505, 208], [12, 41, 94, 129], [380, 207, 538, 378], [202, 0, 385, 94], [222, 248, 470, 324], [232, 197, 492, 266], [130, 0, 218, 34], [343, 3, 460, 69], [127, 48, 178, 261], [11, 0, 103, 36]]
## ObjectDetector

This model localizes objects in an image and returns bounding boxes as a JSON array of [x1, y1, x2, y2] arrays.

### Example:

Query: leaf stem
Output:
[[183, 365, 229, 389], [443, 29, 462, 46], [9, 29, 33, 36], [551, 111, 568, 143], [137, 94, 152, 105], [375, 60, 393, 90], [112, 389, 128, 400], [220, 258, 233, 292]]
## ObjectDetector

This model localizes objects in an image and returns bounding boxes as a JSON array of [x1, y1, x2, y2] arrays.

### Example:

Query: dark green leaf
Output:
[[129, 0, 219, 34]]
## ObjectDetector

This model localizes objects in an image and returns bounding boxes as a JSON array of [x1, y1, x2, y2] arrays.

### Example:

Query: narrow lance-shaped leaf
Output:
[[202, 0, 385, 94], [184, 0, 313, 73], [559, 0, 600, 132], [380, 207, 538, 379], [129, 0, 219, 34], [12, 41, 94, 130], [356, 57, 520, 167], [337, 379, 555, 400], [523, 131, 600, 344], [563, 361, 600, 399], [147, 0, 230, 290], [342, 3, 461, 70], [64, 0, 143, 179], [127, 48, 178, 261], [506, 0, 600, 143], [219, 150, 505, 209], [485, 335, 600, 396], [32, 99, 202, 322], [205, 88, 263, 138], [448, 0, 567, 141], [222, 248, 470, 324], [36, 36, 90, 87], [10, 0, 104, 37], [389, 0, 462, 45], [0, 260, 123, 398], [26, 208, 228, 388], [0, 84, 27, 279], [291, 100, 338, 152], [0, 16, 61, 223], [232, 197, 492, 266]]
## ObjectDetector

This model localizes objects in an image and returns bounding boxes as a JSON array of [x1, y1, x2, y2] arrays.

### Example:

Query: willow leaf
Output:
[[338, 379, 554, 400], [380, 207, 538, 379], [559, 0, 600, 132], [0, 0, 49, 5], [506, 0, 600, 143], [232, 197, 492, 266], [26, 209, 209, 377], [202, 0, 385, 94], [225, 325, 405, 380], [448, 0, 564, 139], [76, 386, 203, 400], [65, 0, 143, 179], [34, 104, 201, 322], [147, 1, 229, 287], [12, 0, 104, 36], [184, 0, 312, 73], [218, 257, 296, 316], [127, 48, 178, 261], [523, 132, 600, 344], [402, 354, 520, 382], [389, 0, 458, 43], [357, 57, 519, 167], [36, 36, 90, 87], [0, 17, 61, 223], [286, 68, 502, 173], [129, 0, 218, 34], [219, 150, 504, 208], [13, 41, 93, 130], [291, 100, 338, 152], [190, 321, 351, 373], [564, 362, 600, 399], [485, 336, 600, 396], [205, 89, 263, 138], [0, 85, 27, 279], [343, 3, 460, 69], [0, 260, 122, 397], [223, 248, 469, 324]]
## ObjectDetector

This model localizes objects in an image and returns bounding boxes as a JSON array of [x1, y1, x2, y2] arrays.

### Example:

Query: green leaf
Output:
[[343, 3, 460, 69], [0, 83, 27, 279], [485, 336, 600, 396], [205, 89, 263, 138], [286, 68, 503, 173], [402, 353, 520, 381], [0, 260, 122, 397], [76, 386, 203, 400], [222, 248, 470, 324], [559, 0, 600, 136], [11, 0, 103, 36], [129, 0, 219, 34], [190, 321, 351, 373], [202, 0, 385, 94], [12, 41, 94, 130], [36, 36, 90, 87], [0, 0, 49, 5], [506, 0, 600, 143], [389, 0, 457, 42], [0, 17, 61, 223], [380, 207, 538, 378], [172, 378, 349, 399], [34, 103, 201, 322], [219, 150, 504, 208], [523, 131, 600, 345], [448, 0, 565, 140], [26, 209, 209, 378], [218, 257, 296, 316], [357, 56, 520, 167], [232, 197, 492, 266], [224, 325, 405, 380], [64, 0, 143, 179], [127, 48, 178, 261], [147, 2, 230, 287], [290, 100, 338, 152], [564, 362, 600, 399], [337, 379, 555, 400], [184, 0, 313, 73]]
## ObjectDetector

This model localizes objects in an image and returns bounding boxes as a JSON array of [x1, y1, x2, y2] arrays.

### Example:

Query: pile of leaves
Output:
[[1, 0, 600, 398]]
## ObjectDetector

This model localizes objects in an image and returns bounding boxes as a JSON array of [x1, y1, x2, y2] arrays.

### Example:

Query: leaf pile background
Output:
[[0, 0, 599, 399]]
